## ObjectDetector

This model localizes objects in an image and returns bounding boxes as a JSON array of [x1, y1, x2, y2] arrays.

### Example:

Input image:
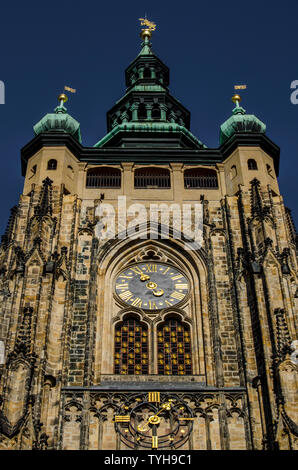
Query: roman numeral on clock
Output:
[[171, 291, 185, 300], [116, 283, 129, 290], [130, 297, 142, 307], [171, 274, 183, 281], [149, 300, 158, 310], [130, 266, 143, 275], [115, 415, 130, 423], [148, 391, 160, 402], [119, 290, 133, 301], [175, 283, 188, 290], [146, 264, 157, 272]]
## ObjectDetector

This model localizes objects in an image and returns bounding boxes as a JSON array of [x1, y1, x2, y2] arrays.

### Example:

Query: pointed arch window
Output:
[[134, 167, 171, 188], [157, 317, 192, 375], [86, 167, 121, 188], [114, 316, 149, 375], [184, 168, 218, 189], [248, 159, 258, 170]]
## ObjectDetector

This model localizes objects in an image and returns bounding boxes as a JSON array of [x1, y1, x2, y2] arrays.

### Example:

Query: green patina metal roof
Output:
[[94, 121, 206, 148], [220, 104, 266, 145], [33, 104, 82, 143]]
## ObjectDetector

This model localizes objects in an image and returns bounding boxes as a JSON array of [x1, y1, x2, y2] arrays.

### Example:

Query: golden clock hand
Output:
[[140, 401, 171, 430], [137, 401, 173, 434]]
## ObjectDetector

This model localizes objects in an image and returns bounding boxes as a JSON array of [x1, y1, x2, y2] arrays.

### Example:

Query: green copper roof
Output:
[[220, 104, 266, 145], [33, 104, 82, 143], [94, 121, 206, 148]]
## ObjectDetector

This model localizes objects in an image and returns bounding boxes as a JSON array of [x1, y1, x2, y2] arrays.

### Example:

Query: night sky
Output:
[[0, 0, 297, 235]]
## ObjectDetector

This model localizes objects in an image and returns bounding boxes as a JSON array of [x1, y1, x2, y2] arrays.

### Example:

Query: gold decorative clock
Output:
[[114, 392, 194, 449], [115, 263, 189, 311]]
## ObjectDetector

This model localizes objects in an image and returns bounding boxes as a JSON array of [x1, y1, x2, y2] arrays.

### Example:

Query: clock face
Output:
[[115, 263, 189, 311], [114, 392, 194, 449]]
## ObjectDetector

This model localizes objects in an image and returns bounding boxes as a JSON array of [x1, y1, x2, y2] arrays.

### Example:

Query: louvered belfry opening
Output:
[[184, 168, 218, 189], [86, 167, 121, 188], [134, 167, 171, 189]]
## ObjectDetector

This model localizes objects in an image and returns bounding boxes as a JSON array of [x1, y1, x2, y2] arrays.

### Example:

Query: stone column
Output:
[[131, 102, 139, 121]]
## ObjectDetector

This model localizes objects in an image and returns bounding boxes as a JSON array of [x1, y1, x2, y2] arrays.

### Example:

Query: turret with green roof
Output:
[[220, 94, 266, 145], [33, 93, 82, 143]]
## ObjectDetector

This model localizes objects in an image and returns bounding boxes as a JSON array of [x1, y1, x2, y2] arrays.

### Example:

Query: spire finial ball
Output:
[[140, 29, 152, 41], [232, 94, 241, 104], [58, 93, 68, 104]]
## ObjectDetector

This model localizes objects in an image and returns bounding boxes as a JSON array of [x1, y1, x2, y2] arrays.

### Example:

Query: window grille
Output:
[[134, 167, 170, 188], [184, 168, 218, 189], [114, 317, 148, 375], [157, 318, 192, 375], [86, 167, 121, 188]]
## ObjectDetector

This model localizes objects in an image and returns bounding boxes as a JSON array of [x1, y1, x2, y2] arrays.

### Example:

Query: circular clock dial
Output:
[[114, 392, 194, 449], [115, 263, 189, 311]]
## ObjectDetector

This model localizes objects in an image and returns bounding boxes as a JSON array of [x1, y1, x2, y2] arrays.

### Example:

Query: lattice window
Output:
[[86, 167, 121, 188], [184, 168, 218, 189], [134, 167, 171, 188], [114, 317, 148, 375], [157, 318, 192, 375]]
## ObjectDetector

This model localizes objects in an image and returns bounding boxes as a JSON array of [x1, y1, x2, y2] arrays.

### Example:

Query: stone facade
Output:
[[0, 35, 297, 450]]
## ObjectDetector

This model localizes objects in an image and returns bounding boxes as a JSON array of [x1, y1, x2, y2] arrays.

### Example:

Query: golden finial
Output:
[[58, 86, 76, 107], [232, 94, 241, 104], [58, 93, 68, 106], [232, 85, 247, 107], [139, 17, 156, 40]]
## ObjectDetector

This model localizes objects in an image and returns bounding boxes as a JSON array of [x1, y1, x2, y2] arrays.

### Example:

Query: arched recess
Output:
[[92, 226, 213, 385]]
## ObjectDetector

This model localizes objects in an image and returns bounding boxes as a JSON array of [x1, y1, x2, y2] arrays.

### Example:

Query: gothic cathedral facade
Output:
[[0, 29, 297, 451]]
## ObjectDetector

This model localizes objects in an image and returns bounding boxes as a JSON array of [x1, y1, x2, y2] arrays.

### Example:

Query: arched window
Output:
[[138, 103, 147, 120], [248, 159, 258, 170], [184, 168, 218, 189], [135, 167, 171, 188], [143, 67, 151, 79], [114, 317, 148, 375], [152, 103, 161, 119], [86, 167, 121, 188], [47, 159, 57, 170], [157, 317, 192, 375]]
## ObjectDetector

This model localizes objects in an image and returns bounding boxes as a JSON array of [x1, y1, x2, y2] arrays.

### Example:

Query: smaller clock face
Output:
[[115, 263, 189, 311]]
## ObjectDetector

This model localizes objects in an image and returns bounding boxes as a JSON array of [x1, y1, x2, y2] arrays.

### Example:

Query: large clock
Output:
[[114, 392, 194, 449], [115, 263, 189, 311]]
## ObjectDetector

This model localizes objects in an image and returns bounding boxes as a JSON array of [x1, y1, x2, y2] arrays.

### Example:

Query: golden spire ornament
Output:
[[139, 16, 156, 40]]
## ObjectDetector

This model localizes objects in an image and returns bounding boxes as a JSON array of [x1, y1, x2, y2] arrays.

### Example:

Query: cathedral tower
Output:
[[0, 22, 297, 451]]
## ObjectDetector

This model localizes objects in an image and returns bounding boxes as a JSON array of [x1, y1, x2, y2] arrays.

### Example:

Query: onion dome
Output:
[[33, 93, 82, 143], [220, 94, 266, 145]]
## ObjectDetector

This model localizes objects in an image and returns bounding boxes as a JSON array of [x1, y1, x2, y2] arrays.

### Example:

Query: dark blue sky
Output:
[[0, 0, 297, 235]]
